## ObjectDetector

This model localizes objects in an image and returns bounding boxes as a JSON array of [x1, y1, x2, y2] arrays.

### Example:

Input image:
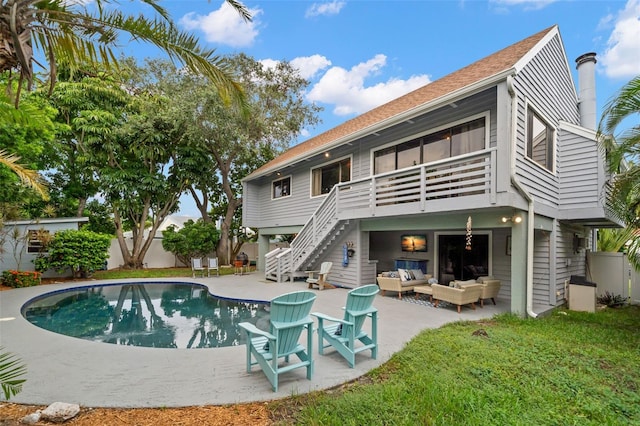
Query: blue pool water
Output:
[[22, 282, 269, 349]]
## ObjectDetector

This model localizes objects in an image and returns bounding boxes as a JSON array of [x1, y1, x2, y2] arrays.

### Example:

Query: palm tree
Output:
[[598, 75, 640, 270], [0, 0, 251, 106], [0, 94, 49, 199]]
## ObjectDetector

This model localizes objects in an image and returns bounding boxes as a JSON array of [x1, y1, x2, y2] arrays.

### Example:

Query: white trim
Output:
[[271, 175, 292, 200], [370, 111, 491, 174], [524, 99, 556, 175], [309, 154, 353, 198], [558, 121, 597, 140]]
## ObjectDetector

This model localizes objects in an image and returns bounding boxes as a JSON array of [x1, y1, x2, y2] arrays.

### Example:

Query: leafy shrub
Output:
[[1, 270, 41, 288], [34, 229, 111, 278], [597, 291, 628, 308], [162, 220, 219, 266]]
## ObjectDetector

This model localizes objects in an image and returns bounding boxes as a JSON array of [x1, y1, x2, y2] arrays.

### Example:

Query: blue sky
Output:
[[124, 0, 640, 215]]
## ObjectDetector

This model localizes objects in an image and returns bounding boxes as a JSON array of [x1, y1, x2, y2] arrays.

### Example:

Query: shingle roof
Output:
[[247, 25, 556, 180]]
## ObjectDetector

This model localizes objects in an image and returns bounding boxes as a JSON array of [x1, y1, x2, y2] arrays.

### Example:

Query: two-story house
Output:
[[242, 25, 618, 317]]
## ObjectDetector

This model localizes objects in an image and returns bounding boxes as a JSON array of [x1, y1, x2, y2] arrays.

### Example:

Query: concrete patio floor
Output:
[[0, 274, 509, 408]]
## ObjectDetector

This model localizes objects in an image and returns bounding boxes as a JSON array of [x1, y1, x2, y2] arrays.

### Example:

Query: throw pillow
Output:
[[411, 269, 425, 280], [381, 271, 391, 278], [428, 277, 438, 285], [398, 268, 412, 282], [389, 271, 398, 278], [477, 276, 494, 283]]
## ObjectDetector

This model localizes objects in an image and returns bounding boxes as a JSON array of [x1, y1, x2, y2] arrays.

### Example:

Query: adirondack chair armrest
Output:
[[239, 322, 276, 341], [311, 312, 353, 327], [346, 307, 378, 317], [271, 318, 313, 331]]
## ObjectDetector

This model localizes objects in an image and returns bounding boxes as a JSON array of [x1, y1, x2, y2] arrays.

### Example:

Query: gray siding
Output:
[[557, 126, 602, 210], [513, 34, 580, 211], [532, 229, 551, 306]]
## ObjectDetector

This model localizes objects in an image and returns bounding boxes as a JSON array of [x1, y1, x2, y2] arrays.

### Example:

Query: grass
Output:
[[91, 266, 240, 280], [53, 269, 640, 425], [272, 308, 640, 425]]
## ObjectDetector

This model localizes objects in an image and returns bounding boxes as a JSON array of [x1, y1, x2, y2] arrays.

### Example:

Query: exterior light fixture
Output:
[[501, 215, 522, 224], [324, 152, 330, 158]]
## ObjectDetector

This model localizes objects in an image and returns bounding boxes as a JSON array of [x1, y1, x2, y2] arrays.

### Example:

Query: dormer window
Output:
[[311, 157, 351, 196], [526, 108, 554, 172], [272, 176, 291, 199]]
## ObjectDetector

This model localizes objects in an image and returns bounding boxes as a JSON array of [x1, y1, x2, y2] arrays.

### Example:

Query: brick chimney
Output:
[[575, 52, 597, 130]]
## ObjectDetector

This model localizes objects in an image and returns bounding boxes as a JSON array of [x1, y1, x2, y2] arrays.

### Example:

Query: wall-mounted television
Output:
[[401, 234, 427, 252]]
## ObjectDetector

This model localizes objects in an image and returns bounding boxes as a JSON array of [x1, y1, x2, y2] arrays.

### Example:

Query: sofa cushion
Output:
[[411, 269, 425, 280], [398, 268, 412, 282], [453, 279, 477, 289]]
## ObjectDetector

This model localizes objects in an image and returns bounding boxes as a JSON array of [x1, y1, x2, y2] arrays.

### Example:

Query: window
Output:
[[272, 176, 291, 199], [373, 116, 486, 174], [527, 109, 554, 172], [27, 230, 50, 253], [311, 157, 351, 196]]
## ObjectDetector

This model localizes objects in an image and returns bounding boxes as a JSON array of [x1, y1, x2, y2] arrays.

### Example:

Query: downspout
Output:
[[506, 75, 537, 318]]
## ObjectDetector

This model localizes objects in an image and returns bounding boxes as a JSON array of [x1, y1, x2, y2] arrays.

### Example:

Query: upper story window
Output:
[[28, 230, 50, 253], [526, 108, 554, 172], [311, 157, 351, 196], [272, 176, 291, 199], [373, 116, 486, 174]]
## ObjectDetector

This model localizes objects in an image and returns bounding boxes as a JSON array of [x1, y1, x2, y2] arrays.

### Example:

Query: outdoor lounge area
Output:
[[0, 274, 508, 407]]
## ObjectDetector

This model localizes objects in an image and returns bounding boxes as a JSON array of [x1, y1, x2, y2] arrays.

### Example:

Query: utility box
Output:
[[568, 275, 597, 313]]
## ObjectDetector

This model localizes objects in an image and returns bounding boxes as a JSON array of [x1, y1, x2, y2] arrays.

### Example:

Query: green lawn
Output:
[[271, 307, 640, 426], [94, 269, 640, 425]]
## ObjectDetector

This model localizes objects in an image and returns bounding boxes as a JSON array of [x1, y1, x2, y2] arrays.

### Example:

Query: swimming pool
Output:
[[22, 282, 269, 349]]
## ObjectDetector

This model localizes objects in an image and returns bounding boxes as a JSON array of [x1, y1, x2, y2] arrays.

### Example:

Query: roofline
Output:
[[3, 217, 90, 226], [244, 68, 516, 181]]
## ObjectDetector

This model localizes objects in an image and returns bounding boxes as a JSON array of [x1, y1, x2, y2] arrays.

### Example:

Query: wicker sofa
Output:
[[376, 271, 433, 299], [431, 282, 483, 313]]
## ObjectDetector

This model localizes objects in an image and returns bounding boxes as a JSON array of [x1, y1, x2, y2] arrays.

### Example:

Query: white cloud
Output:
[[260, 55, 331, 80], [600, 0, 640, 79], [305, 1, 346, 18], [179, 2, 262, 48], [290, 55, 332, 79], [306, 54, 431, 116]]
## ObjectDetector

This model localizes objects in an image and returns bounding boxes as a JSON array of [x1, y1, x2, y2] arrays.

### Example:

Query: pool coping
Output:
[[0, 275, 508, 408]]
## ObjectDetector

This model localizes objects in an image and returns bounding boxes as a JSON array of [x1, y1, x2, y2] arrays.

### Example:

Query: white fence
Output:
[[587, 251, 640, 304]]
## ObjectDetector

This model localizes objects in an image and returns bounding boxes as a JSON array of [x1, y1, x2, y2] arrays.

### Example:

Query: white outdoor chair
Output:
[[207, 257, 219, 277]]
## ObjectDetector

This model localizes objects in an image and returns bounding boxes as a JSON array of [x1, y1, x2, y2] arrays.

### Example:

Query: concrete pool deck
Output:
[[0, 274, 509, 408]]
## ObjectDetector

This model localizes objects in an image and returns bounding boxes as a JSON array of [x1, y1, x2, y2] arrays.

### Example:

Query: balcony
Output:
[[335, 148, 497, 220]]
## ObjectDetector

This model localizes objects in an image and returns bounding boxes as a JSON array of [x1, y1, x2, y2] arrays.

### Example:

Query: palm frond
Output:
[[0, 348, 27, 401], [0, 149, 50, 201]]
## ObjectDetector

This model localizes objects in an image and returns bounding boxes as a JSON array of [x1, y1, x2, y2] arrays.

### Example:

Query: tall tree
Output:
[[0, 0, 250, 107], [598, 75, 640, 270], [154, 54, 321, 263], [39, 69, 130, 217], [94, 83, 187, 269]]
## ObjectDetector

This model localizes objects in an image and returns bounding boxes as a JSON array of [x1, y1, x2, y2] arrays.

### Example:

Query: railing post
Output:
[[370, 177, 376, 216], [420, 166, 426, 211], [490, 149, 497, 204]]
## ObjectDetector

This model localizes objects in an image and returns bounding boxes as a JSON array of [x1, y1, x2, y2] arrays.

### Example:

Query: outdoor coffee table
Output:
[[413, 285, 433, 302]]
